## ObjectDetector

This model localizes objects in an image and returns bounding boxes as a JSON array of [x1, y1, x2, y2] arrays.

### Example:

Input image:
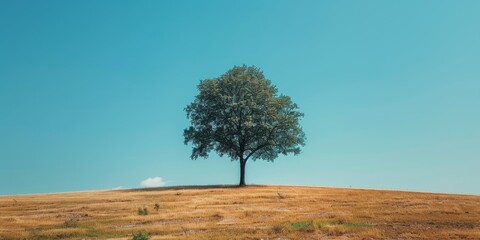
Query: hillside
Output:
[[0, 185, 478, 240]]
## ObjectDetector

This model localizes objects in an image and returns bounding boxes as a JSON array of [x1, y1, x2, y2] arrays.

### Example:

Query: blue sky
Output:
[[1, 0, 479, 195]]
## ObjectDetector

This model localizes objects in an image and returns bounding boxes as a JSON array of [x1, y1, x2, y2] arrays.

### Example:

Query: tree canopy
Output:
[[184, 65, 305, 186]]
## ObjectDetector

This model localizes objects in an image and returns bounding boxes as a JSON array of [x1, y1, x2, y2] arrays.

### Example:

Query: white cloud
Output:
[[112, 186, 124, 190], [140, 177, 166, 188]]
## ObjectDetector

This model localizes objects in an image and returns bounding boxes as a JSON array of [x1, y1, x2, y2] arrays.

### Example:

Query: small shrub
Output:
[[154, 203, 160, 211], [132, 231, 149, 240], [137, 207, 148, 216], [335, 218, 346, 224], [291, 221, 315, 232], [271, 223, 289, 234], [63, 217, 79, 228]]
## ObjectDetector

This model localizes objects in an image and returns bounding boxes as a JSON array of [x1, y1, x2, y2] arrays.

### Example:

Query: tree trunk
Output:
[[239, 159, 246, 186]]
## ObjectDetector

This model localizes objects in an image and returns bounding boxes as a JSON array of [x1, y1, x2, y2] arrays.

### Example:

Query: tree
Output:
[[184, 65, 306, 186]]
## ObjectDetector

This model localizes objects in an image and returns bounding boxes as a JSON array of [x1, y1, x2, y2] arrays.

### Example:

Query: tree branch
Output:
[[245, 143, 270, 161]]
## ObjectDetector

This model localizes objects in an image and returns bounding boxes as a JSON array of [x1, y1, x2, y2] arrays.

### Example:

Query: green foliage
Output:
[[137, 207, 148, 216], [154, 203, 160, 211], [291, 221, 312, 229], [184, 65, 306, 185], [290, 221, 315, 232], [132, 231, 149, 240], [319, 220, 370, 228]]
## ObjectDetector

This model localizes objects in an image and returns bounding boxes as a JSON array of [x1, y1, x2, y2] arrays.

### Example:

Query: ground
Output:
[[0, 185, 478, 240]]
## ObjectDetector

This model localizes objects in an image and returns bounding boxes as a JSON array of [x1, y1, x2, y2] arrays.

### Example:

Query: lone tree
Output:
[[184, 65, 306, 186]]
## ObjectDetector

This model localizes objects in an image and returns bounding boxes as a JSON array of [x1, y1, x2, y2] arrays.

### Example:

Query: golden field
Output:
[[0, 185, 478, 240]]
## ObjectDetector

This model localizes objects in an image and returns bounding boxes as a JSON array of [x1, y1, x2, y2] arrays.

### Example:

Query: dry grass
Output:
[[0, 185, 478, 239]]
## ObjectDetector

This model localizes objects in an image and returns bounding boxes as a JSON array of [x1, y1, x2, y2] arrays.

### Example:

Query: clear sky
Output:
[[1, 0, 479, 195]]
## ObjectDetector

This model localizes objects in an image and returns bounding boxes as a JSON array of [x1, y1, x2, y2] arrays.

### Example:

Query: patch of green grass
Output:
[[29, 231, 79, 240], [291, 220, 315, 232], [29, 228, 125, 240], [26, 225, 58, 232], [271, 221, 316, 234], [290, 221, 312, 229], [272, 219, 370, 234], [83, 231, 126, 238], [63, 218, 79, 228], [316, 220, 370, 228], [133, 231, 150, 240]]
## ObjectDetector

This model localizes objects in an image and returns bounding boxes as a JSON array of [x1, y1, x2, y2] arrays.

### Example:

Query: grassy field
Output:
[[0, 185, 478, 240]]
